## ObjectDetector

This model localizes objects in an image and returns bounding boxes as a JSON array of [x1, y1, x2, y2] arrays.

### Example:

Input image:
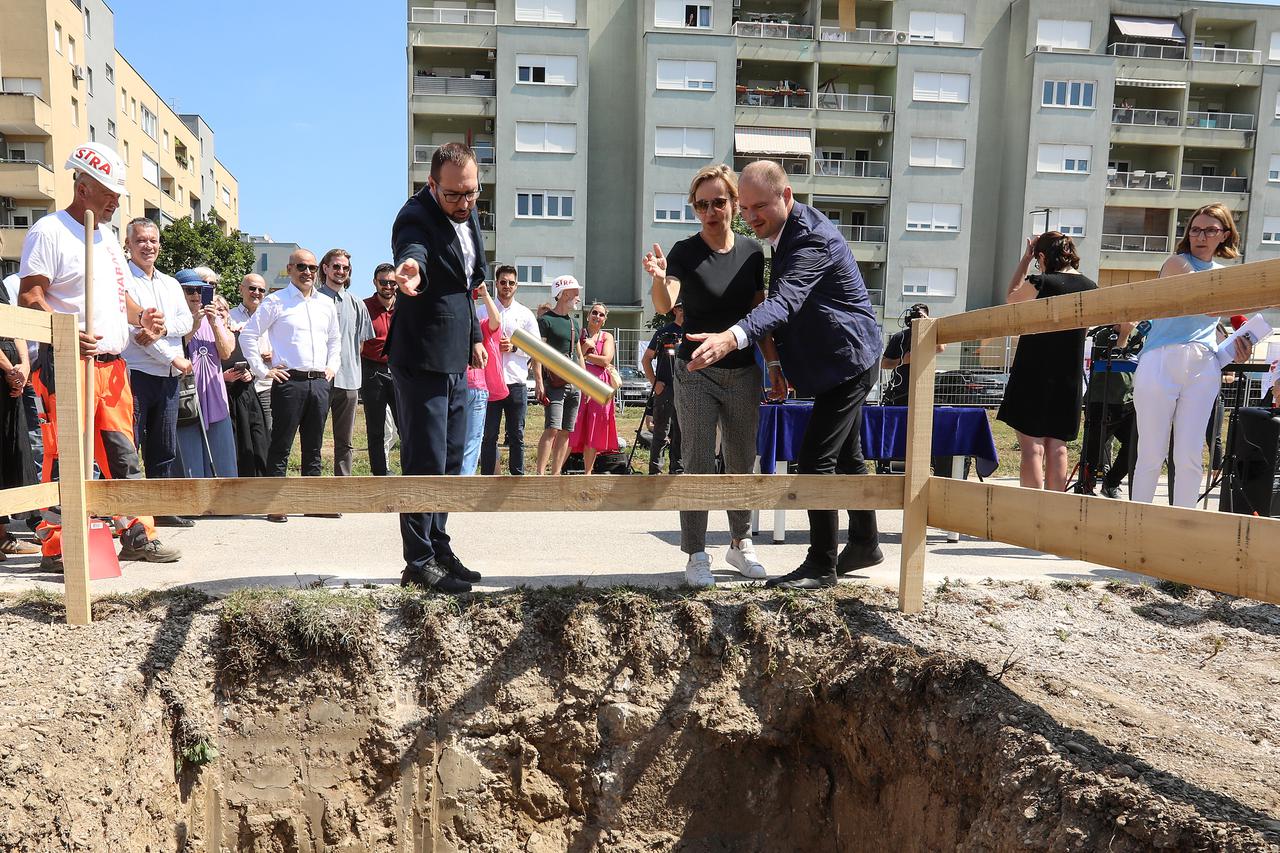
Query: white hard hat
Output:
[[551, 275, 580, 298], [65, 142, 128, 196]]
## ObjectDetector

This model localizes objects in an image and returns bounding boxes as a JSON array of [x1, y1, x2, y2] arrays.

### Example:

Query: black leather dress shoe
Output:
[[439, 553, 481, 583], [764, 561, 836, 590], [154, 515, 194, 528], [836, 544, 884, 576], [401, 560, 471, 593]]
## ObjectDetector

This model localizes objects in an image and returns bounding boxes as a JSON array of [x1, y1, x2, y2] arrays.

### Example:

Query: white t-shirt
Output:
[[17, 210, 130, 355]]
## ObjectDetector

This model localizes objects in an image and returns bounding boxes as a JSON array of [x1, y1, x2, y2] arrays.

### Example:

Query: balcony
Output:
[[0, 160, 55, 201], [1107, 170, 1174, 191], [1191, 46, 1260, 64], [1100, 233, 1169, 253], [732, 20, 814, 40], [412, 75, 496, 117], [1185, 111, 1254, 131], [735, 87, 811, 109], [1111, 107, 1181, 128], [815, 159, 889, 179], [835, 224, 887, 262], [1107, 42, 1186, 60], [409, 6, 496, 25], [409, 7, 496, 48], [819, 26, 896, 45], [733, 155, 811, 176], [0, 225, 29, 261], [1179, 174, 1248, 193], [0, 93, 53, 136], [413, 143, 495, 165], [816, 92, 892, 113]]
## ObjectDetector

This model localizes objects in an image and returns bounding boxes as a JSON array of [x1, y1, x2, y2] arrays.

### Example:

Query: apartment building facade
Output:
[[0, 0, 239, 278], [409, 0, 1280, 328]]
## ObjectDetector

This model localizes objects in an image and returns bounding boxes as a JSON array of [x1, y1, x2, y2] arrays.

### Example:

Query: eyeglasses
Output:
[[292, 264, 320, 273], [440, 188, 481, 203], [376, 278, 397, 287], [181, 286, 202, 294], [1188, 226, 1224, 238], [245, 287, 266, 295], [589, 310, 607, 317], [692, 197, 730, 213], [328, 265, 351, 273]]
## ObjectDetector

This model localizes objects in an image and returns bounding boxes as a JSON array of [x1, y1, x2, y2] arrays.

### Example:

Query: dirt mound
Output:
[[0, 583, 1276, 851]]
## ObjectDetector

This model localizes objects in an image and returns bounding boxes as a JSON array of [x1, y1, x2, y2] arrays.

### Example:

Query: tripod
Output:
[[1071, 327, 1137, 495]]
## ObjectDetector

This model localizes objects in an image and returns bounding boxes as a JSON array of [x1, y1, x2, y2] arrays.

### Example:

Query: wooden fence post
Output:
[[898, 316, 937, 613], [51, 312, 92, 626]]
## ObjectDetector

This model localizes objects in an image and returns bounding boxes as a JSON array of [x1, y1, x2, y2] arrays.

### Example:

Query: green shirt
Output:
[[538, 310, 578, 359]]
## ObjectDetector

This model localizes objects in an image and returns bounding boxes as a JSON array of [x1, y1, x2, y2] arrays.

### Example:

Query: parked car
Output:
[[934, 369, 1008, 408], [616, 366, 651, 407]]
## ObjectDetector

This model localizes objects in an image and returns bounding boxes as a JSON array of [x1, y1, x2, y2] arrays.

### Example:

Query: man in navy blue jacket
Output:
[[687, 160, 883, 589], [390, 143, 488, 593]]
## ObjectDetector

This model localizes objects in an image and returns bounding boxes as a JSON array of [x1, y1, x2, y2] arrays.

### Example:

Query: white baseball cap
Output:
[[551, 275, 580, 298], [65, 142, 128, 196]]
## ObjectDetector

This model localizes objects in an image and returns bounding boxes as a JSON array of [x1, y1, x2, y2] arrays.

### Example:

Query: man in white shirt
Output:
[[240, 248, 340, 522], [479, 264, 537, 475], [18, 142, 180, 568], [228, 274, 274, 432], [317, 248, 372, 478], [121, 218, 192, 497]]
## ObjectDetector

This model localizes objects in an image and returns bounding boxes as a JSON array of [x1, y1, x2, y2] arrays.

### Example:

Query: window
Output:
[[1035, 19, 1091, 50], [902, 267, 958, 297], [141, 105, 157, 139], [515, 256, 574, 286], [516, 190, 575, 219], [260, 253, 269, 273], [1036, 143, 1092, 173], [84, 7, 91, 36], [656, 59, 716, 91], [1041, 79, 1095, 109], [107, 119, 116, 138], [514, 0, 576, 23], [68, 37, 76, 65], [654, 192, 696, 223], [1263, 217, 1280, 243], [1047, 208, 1087, 237], [907, 11, 965, 44], [85, 67, 93, 95], [130, 98, 137, 121], [655, 126, 713, 158], [222, 186, 231, 206], [905, 202, 962, 232], [120, 87, 127, 111], [909, 137, 966, 168], [70, 96, 78, 127], [121, 140, 129, 163], [88, 125, 95, 141], [163, 130, 170, 151], [1271, 33, 1280, 62], [1270, 155, 1280, 182], [655, 0, 710, 28], [912, 72, 970, 103], [1, 78, 43, 96], [141, 154, 159, 187], [516, 54, 577, 86], [54, 23, 62, 54], [514, 121, 576, 153], [105, 65, 113, 83]]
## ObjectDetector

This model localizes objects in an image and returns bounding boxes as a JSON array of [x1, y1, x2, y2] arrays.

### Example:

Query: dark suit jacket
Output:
[[388, 187, 487, 374], [738, 201, 882, 395]]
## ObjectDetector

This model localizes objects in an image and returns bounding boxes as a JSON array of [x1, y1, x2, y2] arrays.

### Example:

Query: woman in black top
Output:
[[997, 231, 1097, 490], [641, 164, 783, 587]]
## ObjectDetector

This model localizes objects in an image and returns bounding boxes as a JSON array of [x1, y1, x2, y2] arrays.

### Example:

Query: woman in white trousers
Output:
[[1132, 203, 1252, 507]]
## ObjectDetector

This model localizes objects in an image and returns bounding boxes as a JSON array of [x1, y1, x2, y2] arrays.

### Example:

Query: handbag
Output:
[[605, 365, 622, 391], [177, 373, 202, 426]]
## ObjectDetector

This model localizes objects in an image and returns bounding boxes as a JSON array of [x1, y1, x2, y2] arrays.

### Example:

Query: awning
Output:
[[734, 126, 813, 157], [1112, 15, 1186, 43], [1115, 77, 1188, 89]]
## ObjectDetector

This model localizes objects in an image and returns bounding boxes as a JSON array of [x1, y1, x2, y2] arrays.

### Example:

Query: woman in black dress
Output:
[[997, 231, 1096, 490]]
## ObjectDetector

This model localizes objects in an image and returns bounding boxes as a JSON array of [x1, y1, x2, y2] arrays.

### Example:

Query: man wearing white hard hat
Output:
[[17, 142, 181, 570], [533, 274, 585, 475]]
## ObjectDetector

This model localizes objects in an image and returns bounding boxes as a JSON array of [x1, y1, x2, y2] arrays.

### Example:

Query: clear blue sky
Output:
[[111, 1, 407, 299]]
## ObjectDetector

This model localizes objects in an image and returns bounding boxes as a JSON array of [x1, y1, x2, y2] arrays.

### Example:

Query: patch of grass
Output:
[[1054, 627, 1070, 643], [1155, 580, 1195, 600], [1103, 579, 1151, 601], [219, 588, 379, 679], [93, 587, 210, 618], [11, 587, 64, 617], [1050, 579, 1091, 593], [1020, 583, 1045, 601]]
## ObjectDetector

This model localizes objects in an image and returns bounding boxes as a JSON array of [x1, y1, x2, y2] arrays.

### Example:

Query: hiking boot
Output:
[[118, 538, 181, 563], [1100, 484, 1120, 499], [401, 560, 470, 593], [684, 552, 714, 588], [725, 538, 766, 580], [1, 535, 40, 556], [836, 544, 884, 576], [154, 515, 194, 528], [439, 553, 481, 583], [765, 561, 836, 590], [39, 554, 63, 573]]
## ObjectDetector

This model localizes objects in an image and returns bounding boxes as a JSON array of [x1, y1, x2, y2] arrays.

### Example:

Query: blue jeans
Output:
[[130, 370, 180, 479], [461, 385, 489, 475]]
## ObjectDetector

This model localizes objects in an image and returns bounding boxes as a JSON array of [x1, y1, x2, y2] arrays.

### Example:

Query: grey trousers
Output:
[[674, 358, 761, 554], [329, 387, 360, 476]]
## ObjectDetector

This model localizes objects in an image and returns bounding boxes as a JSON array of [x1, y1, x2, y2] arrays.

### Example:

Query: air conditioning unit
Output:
[[895, 31, 909, 43], [72, 65, 85, 80], [0, 197, 14, 210]]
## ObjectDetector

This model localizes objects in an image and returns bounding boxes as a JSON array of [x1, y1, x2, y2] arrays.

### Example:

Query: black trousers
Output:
[[393, 364, 466, 569], [648, 383, 682, 474], [797, 363, 880, 569], [362, 358, 399, 476], [481, 382, 527, 475], [266, 376, 330, 477]]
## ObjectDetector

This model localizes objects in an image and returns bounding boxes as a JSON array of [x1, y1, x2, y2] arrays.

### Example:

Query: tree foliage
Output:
[[156, 217, 255, 305]]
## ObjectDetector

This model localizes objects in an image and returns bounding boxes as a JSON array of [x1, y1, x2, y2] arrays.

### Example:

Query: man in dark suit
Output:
[[687, 160, 883, 590], [390, 142, 488, 593]]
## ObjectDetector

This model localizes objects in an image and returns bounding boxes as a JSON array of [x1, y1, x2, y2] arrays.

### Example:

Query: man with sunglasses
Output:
[[240, 249, 340, 522], [361, 263, 400, 476], [318, 248, 373, 482], [388, 142, 489, 593], [229, 274, 275, 433]]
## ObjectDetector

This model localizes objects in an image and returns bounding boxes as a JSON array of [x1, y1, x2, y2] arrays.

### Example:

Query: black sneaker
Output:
[[154, 515, 194, 528], [764, 561, 836, 590], [401, 560, 471, 593], [1100, 484, 1120, 499], [439, 553, 481, 583], [836, 544, 884, 576]]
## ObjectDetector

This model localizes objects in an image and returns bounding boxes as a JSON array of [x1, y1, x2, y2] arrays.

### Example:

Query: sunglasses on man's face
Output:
[[693, 197, 730, 213], [376, 278, 397, 287], [292, 264, 320, 273], [245, 287, 266, 295]]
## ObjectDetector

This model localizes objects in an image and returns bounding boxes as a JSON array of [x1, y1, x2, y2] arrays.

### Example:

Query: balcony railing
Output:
[[409, 6, 497, 25], [1185, 111, 1255, 131], [735, 88, 810, 109], [731, 20, 814, 40], [1111, 107, 1181, 127], [412, 75, 496, 97], [815, 92, 893, 113], [1101, 233, 1169, 253], [733, 155, 810, 176], [818, 26, 897, 44], [1191, 45, 1260, 65], [1106, 170, 1174, 190], [413, 143, 496, 164], [1107, 42, 1186, 60], [477, 211, 495, 231], [1180, 174, 1249, 193], [834, 224, 887, 242], [815, 158, 890, 179]]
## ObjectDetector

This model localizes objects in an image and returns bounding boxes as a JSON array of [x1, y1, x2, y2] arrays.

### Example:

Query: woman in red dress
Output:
[[569, 301, 619, 473]]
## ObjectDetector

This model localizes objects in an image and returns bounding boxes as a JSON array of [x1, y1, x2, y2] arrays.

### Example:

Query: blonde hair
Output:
[[687, 163, 739, 205], [1174, 202, 1240, 259]]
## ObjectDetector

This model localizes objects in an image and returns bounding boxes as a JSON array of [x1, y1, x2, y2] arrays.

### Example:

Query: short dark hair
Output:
[[1032, 231, 1081, 274], [373, 262, 395, 281], [494, 264, 517, 282], [430, 142, 477, 181]]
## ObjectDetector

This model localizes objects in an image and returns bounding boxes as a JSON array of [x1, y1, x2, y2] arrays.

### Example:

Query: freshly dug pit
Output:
[[0, 585, 1275, 852]]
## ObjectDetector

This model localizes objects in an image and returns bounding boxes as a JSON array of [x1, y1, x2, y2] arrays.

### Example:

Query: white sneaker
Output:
[[726, 538, 767, 580], [684, 552, 715, 588]]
